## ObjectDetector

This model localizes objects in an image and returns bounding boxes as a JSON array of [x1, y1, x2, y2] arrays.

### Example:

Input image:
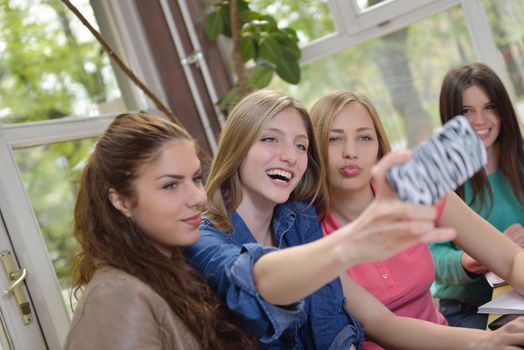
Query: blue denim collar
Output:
[[229, 202, 299, 248]]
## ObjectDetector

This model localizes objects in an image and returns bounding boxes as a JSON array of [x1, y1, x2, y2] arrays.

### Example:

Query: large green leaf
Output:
[[282, 27, 299, 43], [218, 86, 242, 113], [240, 35, 255, 63], [258, 36, 283, 66], [276, 52, 300, 84], [276, 36, 301, 59], [237, 0, 250, 11], [239, 10, 261, 23], [249, 65, 273, 88], [205, 11, 223, 39], [255, 58, 277, 71], [219, 7, 231, 37], [258, 15, 278, 29]]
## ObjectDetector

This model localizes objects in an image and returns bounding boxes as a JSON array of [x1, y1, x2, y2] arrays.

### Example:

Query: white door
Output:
[[0, 115, 114, 349]]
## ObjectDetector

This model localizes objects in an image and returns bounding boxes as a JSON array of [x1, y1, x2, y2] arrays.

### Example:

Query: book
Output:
[[478, 290, 524, 315], [485, 271, 508, 287]]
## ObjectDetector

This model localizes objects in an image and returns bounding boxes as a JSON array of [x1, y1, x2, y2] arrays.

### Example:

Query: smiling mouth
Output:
[[476, 128, 490, 136], [266, 168, 293, 183]]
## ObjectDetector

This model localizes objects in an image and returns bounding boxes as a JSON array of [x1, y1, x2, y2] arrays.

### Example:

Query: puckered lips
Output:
[[266, 168, 294, 186], [340, 165, 362, 178], [182, 213, 202, 228]]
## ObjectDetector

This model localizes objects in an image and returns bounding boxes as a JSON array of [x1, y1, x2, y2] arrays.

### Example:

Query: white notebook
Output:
[[485, 271, 507, 287], [478, 290, 524, 315]]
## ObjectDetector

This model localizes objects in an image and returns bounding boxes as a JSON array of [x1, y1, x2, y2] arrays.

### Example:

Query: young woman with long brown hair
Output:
[[433, 62, 524, 329], [65, 113, 255, 349]]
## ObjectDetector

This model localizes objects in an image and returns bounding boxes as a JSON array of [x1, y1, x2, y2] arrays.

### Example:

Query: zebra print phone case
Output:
[[387, 115, 487, 205]]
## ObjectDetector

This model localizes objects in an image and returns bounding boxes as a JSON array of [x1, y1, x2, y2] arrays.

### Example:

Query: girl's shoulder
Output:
[[87, 267, 154, 297]]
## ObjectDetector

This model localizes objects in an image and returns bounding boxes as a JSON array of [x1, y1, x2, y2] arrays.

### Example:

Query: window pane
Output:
[[14, 137, 98, 316], [0, 0, 124, 124], [356, 0, 391, 11], [267, 5, 475, 148], [481, 0, 524, 123], [249, 0, 335, 44]]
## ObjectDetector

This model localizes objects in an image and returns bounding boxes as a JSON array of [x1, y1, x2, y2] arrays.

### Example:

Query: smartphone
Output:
[[387, 115, 487, 205], [488, 314, 522, 330]]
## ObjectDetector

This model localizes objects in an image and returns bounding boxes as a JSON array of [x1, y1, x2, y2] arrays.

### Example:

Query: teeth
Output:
[[266, 169, 292, 180], [476, 129, 489, 135]]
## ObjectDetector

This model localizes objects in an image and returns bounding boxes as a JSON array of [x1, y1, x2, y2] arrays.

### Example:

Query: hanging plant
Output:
[[204, 0, 301, 112]]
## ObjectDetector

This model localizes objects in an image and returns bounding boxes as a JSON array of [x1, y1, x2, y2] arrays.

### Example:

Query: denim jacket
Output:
[[185, 200, 363, 349]]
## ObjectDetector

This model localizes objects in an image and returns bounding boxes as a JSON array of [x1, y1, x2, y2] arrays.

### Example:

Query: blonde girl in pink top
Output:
[[310, 91, 524, 349]]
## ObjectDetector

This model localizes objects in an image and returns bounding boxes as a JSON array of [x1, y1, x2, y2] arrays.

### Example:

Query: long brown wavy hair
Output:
[[439, 62, 524, 212], [204, 90, 327, 232], [70, 112, 255, 349]]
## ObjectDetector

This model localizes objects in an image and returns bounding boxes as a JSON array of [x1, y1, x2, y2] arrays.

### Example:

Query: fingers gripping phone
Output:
[[387, 116, 487, 205]]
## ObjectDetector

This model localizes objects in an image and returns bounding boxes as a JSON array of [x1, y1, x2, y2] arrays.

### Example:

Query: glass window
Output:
[[14, 137, 98, 316], [481, 0, 524, 123], [267, 5, 475, 148], [249, 0, 335, 44], [0, 0, 124, 124], [355, 0, 391, 11]]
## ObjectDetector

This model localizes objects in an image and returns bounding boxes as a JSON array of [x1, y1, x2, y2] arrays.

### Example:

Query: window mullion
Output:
[[460, 0, 514, 95], [328, 0, 360, 35]]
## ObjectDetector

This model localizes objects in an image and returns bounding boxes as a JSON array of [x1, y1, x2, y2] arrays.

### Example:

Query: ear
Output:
[[108, 188, 132, 218]]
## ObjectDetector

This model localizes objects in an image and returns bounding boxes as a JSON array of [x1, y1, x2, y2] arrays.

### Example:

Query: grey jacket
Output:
[[64, 267, 201, 350]]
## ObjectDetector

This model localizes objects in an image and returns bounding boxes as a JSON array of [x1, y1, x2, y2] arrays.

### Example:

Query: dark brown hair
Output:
[[439, 62, 524, 211], [71, 112, 255, 349]]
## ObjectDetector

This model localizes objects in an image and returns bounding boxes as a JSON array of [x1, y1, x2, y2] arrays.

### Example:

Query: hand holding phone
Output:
[[488, 314, 523, 330], [387, 116, 487, 205]]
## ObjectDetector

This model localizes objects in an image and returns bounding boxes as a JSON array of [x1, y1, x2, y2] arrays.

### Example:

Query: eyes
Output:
[[462, 104, 497, 115], [260, 136, 308, 152], [329, 135, 373, 143], [329, 136, 341, 144], [161, 174, 203, 191]]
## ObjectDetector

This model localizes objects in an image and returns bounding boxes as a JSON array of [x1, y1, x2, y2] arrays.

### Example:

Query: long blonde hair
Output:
[[205, 90, 327, 231], [310, 91, 391, 214]]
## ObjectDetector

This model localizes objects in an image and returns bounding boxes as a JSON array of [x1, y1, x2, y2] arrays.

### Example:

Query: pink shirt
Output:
[[321, 196, 448, 350]]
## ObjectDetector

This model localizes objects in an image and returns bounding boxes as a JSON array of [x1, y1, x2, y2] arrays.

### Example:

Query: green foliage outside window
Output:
[[248, 0, 335, 44], [0, 0, 119, 123], [1, 0, 119, 291], [204, 0, 302, 112]]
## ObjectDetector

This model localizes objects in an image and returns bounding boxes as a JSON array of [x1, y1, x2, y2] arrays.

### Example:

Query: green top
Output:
[[430, 168, 524, 306]]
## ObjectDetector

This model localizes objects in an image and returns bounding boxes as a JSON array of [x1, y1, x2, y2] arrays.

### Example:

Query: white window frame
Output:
[[299, 0, 509, 92], [0, 1, 148, 347], [0, 115, 115, 349], [302, 0, 459, 64]]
